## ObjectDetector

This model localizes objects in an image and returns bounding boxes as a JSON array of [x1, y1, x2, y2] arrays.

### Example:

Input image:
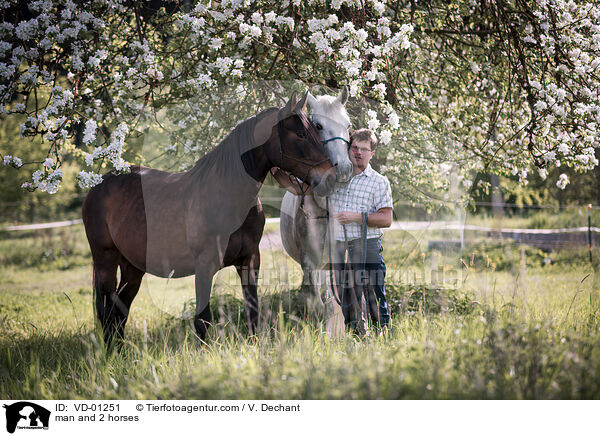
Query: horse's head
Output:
[[275, 92, 336, 196], [307, 86, 353, 183]]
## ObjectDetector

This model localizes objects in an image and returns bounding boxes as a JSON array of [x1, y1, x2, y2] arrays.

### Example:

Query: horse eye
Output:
[[296, 130, 306, 138], [316, 123, 323, 130]]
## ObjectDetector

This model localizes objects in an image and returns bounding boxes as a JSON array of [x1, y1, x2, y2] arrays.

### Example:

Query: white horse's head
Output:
[[307, 87, 353, 183]]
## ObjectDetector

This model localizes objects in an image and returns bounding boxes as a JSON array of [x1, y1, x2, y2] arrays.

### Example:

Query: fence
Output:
[[2, 191, 599, 256]]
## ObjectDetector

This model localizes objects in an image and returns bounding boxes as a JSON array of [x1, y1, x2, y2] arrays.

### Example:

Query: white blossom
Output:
[[556, 173, 569, 189], [367, 110, 380, 131], [558, 143, 571, 154], [83, 119, 97, 145], [538, 168, 548, 180], [380, 129, 392, 145], [77, 170, 103, 189], [388, 111, 400, 130], [543, 150, 556, 162]]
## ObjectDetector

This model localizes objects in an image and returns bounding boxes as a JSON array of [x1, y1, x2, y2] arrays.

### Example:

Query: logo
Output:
[[2, 402, 50, 433]]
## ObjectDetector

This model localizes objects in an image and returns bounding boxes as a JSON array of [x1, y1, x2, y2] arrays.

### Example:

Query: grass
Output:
[[464, 207, 598, 230], [1, 222, 600, 399]]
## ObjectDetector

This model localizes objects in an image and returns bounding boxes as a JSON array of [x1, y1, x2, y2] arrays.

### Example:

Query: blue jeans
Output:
[[331, 237, 390, 328]]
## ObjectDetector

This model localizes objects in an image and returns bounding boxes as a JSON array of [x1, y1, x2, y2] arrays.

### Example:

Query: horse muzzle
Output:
[[310, 167, 336, 196], [335, 161, 353, 183]]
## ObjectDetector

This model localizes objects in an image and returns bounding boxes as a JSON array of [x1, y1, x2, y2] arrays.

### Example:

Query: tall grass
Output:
[[1, 224, 600, 399], [2, 293, 600, 399]]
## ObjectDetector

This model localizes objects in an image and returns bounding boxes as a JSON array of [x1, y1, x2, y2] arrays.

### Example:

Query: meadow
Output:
[[1, 223, 600, 399]]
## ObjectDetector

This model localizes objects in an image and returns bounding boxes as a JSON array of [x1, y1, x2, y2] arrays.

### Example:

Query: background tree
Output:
[[1, 0, 598, 211]]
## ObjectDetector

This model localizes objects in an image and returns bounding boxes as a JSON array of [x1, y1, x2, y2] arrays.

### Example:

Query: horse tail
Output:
[[91, 263, 101, 329]]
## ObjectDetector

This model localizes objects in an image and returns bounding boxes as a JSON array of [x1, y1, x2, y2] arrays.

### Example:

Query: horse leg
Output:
[[113, 258, 145, 339], [92, 248, 121, 347], [193, 259, 219, 341], [300, 257, 325, 317], [234, 250, 260, 336]]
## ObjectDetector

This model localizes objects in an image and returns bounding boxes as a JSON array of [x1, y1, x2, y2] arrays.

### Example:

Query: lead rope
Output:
[[361, 212, 369, 330], [351, 212, 368, 333], [326, 197, 342, 306], [343, 222, 363, 331], [325, 199, 369, 332], [362, 212, 368, 274], [291, 174, 309, 209]]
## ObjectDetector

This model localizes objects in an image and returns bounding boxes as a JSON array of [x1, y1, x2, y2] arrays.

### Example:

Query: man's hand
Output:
[[335, 211, 361, 224], [335, 208, 393, 227]]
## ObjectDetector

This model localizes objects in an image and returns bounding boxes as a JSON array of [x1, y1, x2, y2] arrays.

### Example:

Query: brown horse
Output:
[[82, 92, 336, 346]]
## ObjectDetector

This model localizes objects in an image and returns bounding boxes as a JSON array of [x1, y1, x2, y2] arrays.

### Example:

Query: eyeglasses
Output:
[[349, 145, 372, 153]]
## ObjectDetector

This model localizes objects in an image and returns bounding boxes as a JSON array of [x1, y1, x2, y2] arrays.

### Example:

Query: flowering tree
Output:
[[1, 0, 599, 203]]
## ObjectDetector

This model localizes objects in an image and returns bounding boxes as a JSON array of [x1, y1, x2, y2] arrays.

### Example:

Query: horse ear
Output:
[[337, 85, 349, 105], [307, 91, 317, 110], [294, 90, 309, 113], [286, 92, 298, 110], [280, 92, 298, 118]]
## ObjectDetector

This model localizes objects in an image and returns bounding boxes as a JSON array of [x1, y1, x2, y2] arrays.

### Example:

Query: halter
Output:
[[321, 136, 350, 146], [309, 114, 351, 148]]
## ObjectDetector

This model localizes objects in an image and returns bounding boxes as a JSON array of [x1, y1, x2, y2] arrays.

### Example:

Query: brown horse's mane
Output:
[[189, 107, 280, 172]]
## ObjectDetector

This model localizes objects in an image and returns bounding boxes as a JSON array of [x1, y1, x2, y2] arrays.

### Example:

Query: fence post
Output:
[[588, 204, 593, 264], [457, 202, 464, 251]]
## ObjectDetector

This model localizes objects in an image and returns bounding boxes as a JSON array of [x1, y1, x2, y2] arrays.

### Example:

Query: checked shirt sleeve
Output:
[[373, 176, 393, 211]]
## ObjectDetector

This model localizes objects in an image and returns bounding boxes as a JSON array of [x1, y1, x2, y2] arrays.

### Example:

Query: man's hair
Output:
[[350, 128, 378, 151]]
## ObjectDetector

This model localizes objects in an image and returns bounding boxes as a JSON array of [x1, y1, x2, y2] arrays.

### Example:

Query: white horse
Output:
[[279, 87, 352, 314]]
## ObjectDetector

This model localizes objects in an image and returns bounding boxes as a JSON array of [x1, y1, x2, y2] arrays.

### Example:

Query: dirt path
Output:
[[259, 229, 284, 251]]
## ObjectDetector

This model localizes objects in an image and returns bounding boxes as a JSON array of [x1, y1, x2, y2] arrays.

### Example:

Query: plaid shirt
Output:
[[330, 164, 393, 241]]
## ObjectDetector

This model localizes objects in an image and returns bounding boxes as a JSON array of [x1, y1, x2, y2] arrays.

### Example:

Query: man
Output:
[[331, 128, 393, 333], [270, 128, 393, 333]]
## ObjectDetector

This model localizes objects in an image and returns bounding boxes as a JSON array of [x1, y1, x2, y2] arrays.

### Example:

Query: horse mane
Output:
[[189, 105, 318, 178], [188, 106, 280, 176]]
